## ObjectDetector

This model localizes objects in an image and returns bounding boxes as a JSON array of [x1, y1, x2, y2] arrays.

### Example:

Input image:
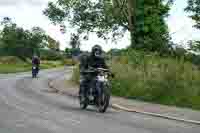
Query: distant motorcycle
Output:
[[32, 65, 39, 78], [79, 67, 113, 113]]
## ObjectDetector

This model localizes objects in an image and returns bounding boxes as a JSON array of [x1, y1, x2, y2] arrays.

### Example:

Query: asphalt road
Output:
[[0, 68, 199, 133]]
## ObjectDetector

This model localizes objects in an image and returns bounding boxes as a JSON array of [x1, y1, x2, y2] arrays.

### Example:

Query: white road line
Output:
[[112, 104, 200, 125]]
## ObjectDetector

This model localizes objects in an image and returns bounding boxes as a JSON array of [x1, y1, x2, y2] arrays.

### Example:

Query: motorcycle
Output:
[[79, 67, 113, 113], [32, 65, 39, 78]]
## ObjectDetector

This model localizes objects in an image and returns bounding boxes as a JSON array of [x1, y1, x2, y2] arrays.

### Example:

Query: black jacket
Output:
[[79, 53, 108, 74], [32, 58, 40, 66]]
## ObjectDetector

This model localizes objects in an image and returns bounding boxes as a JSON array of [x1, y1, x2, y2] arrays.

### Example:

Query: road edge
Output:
[[48, 76, 200, 126]]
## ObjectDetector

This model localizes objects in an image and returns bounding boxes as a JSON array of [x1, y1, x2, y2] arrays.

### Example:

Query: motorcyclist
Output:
[[79, 45, 108, 99], [32, 55, 40, 71]]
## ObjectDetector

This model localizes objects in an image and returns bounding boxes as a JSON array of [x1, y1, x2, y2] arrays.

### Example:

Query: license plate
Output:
[[89, 96, 94, 101]]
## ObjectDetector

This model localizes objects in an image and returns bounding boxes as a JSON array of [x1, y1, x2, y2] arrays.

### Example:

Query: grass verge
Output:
[[0, 56, 64, 74]]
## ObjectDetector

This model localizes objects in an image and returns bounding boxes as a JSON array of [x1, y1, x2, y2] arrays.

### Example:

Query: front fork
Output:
[[95, 81, 105, 104], [96, 81, 102, 96]]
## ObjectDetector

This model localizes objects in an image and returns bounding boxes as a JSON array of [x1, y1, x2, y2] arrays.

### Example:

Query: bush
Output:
[[39, 49, 63, 61]]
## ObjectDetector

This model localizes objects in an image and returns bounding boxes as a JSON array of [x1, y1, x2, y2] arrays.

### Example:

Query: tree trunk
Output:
[[127, 0, 135, 47], [112, 0, 135, 47]]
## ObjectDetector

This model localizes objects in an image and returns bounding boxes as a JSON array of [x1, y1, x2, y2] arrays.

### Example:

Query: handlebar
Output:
[[81, 67, 114, 78], [88, 67, 109, 72]]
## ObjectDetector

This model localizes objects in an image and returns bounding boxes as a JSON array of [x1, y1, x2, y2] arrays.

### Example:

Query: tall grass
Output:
[[110, 50, 200, 110]]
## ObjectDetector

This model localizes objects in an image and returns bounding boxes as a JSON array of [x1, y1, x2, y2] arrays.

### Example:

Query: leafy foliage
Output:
[[44, 0, 173, 53], [185, 0, 200, 54], [132, 0, 173, 52], [46, 35, 60, 51], [185, 0, 200, 29], [0, 17, 61, 60], [69, 33, 81, 49], [0, 18, 45, 60], [188, 40, 200, 52], [39, 49, 63, 60]]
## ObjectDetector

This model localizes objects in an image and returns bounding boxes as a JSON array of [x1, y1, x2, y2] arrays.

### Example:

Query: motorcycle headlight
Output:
[[98, 75, 108, 82], [104, 74, 108, 79]]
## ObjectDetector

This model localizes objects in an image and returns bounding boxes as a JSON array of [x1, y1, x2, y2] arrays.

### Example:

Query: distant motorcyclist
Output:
[[32, 55, 40, 71], [79, 45, 108, 98]]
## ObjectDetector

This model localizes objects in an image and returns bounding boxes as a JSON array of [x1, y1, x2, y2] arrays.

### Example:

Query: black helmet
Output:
[[91, 45, 102, 58]]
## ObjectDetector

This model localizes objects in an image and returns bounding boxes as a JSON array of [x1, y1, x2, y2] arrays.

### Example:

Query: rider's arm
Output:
[[101, 58, 108, 69], [79, 55, 89, 73]]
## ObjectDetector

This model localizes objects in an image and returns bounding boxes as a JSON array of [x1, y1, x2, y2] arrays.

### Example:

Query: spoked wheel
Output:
[[79, 94, 88, 110], [32, 68, 37, 78], [32, 72, 36, 78], [98, 86, 110, 113]]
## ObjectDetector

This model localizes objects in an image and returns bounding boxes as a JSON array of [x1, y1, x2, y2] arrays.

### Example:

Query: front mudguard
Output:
[[95, 81, 110, 97]]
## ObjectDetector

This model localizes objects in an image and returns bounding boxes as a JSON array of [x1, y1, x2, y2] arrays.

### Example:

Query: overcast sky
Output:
[[167, 0, 200, 46], [0, 0, 199, 51]]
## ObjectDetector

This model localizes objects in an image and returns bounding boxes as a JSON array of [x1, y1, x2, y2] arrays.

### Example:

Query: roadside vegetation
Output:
[[0, 17, 77, 74], [110, 50, 200, 110], [0, 56, 64, 73], [71, 49, 200, 110]]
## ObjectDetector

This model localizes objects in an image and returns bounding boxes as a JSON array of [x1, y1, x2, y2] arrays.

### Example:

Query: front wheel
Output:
[[98, 84, 111, 113], [32, 71, 36, 78], [79, 94, 88, 110]]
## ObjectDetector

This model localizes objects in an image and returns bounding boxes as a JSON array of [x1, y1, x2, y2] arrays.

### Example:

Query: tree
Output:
[[1, 19, 29, 60], [65, 47, 72, 57], [1, 17, 13, 27], [69, 33, 81, 49], [172, 45, 187, 58], [69, 33, 82, 56], [44, 0, 173, 53], [185, 0, 200, 29], [43, 0, 129, 43], [46, 35, 60, 51], [55, 41, 60, 51], [0, 17, 47, 60], [188, 40, 200, 52], [134, 0, 173, 52], [65, 47, 70, 54], [185, 0, 200, 54], [30, 27, 46, 48]]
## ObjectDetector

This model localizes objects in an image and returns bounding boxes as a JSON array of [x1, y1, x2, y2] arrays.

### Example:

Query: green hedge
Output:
[[39, 49, 63, 61]]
